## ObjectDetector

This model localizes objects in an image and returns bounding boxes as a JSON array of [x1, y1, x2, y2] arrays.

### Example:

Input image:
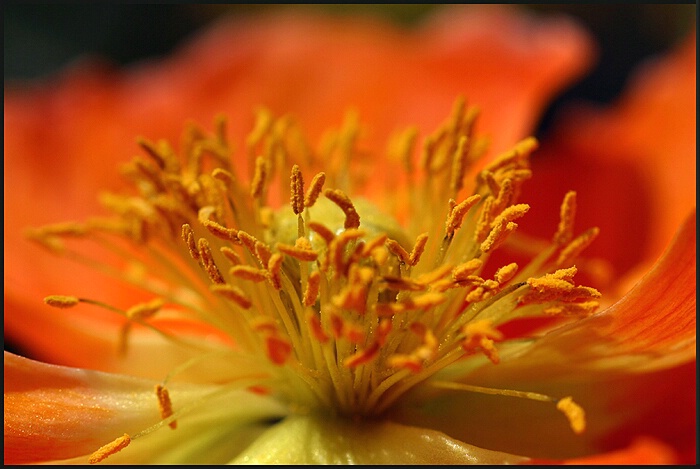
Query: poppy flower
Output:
[[4, 6, 695, 465]]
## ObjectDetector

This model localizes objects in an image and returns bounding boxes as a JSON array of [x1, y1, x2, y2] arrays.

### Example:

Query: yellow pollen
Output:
[[229, 265, 269, 283], [220, 246, 242, 265], [554, 191, 577, 245], [276, 241, 318, 262], [44, 295, 80, 308], [303, 270, 321, 306], [211, 284, 252, 309], [324, 188, 361, 229], [155, 384, 177, 429], [267, 253, 283, 290], [198, 238, 225, 284], [88, 433, 131, 464], [290, 164, 305, 215], [452, 259, 484, 281], [181, 224, 200, 261], [304, 172, 326, 208], [250, 156, 267, 199], [557, 396, 586, 434], [307, 221, 336, 245], [31, 97, 603, 431], [126, 298, 164, 320], [385, 238, 410, 264], [446, 194, 482, 238], [557, 227, 600, 266], [408, 233, 429, 266]]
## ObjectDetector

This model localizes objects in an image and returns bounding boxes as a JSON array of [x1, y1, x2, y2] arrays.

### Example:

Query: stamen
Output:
[[385, 238, 410, 264], [408, 233, 429, 266], [267, 253, 283, 290], [198, 238, 225, 284], [220, 246, 242, 265], [430, 381, 586, 434], [126, 298, 164, 320], [229, 265, 268, 283], [324, 188, 361, 229], [250, 156, 267, 200], [210, 284, 252, 309], [303, 271, 321, 306], [88, 433, 131, 464], [554, 191, 577, 245], [557, 227, 600, 266], [556, 397, 586, 434], [449, 136, 469, 194], [304, 172, 326, 208], [44, 295, 80, 308], [155, 384, 177, 429], [446, 194, 482, 238], [307, 221, 336, 245], [290, 164, 305, 215], [276, 241, 318, 262], [181, 224, 199, 261]]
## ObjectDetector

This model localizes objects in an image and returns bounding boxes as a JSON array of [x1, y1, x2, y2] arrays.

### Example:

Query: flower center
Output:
[[34, 98, 597, 462]]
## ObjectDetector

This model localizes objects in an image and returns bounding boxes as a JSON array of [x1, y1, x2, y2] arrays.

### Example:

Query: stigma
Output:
[[34, 98, 600, 460]]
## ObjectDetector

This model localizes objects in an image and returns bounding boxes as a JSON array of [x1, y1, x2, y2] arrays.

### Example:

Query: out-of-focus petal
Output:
[[230, 413, 528, 464], [4, 352, 163, 463], [519, 31, 696, 289], [4, 6, 594, 371], [4, 352, 287, 464]]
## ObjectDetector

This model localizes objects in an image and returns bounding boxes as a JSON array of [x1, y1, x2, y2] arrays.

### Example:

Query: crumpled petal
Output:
[[4, 352, 287, 464], [478, 207, 696, 378], [388, 212, 695, 461], [518, 31, 696, 292], [230, 413, 528, 464], [4, 5, 594, 373]]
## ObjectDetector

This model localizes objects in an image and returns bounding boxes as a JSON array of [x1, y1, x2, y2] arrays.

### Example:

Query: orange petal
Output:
[[5, 6, 593, 368], [4, 352, 164, 464], [529, 437, 678, 465], [520, 31, 696, 289]]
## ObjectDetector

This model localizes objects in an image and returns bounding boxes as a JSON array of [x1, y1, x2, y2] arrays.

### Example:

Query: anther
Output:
[[307, 221, 335, 245], [250, 156, 267, 199], [229, 265, 269, 283], [557, 397, 586, 434], [267, 253, 283, 290], [198, 238, 225, 284], [554, 191, 577, 245], [210, 284, 252, 309], [324, 188, 361, 229], [181, 224, 200, 261], [265, 335, 292, 365], [303, 271, 321, 306], [556, 227, 600, 266], [446, 194, 482, 238], [452, 259, 483, 281], [44, 295, 80, 308], [290, 164, 305, 215], [126, 298, 164, 320], [220, 246, 242, 265], [450, 136, 469, 194], [276, 242, 318, 262], [88, 433, 131, 464], [494, 263, 518, 284], [408, 233, 429, 266], [155, 384, 177, 429], [304, 172, 326, 208], [385, 238, 410, 264]]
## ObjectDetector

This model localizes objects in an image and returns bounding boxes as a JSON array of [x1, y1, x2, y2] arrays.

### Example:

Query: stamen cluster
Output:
[[33, 98, 600, 424]]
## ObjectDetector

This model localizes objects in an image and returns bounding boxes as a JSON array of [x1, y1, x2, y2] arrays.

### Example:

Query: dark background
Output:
[[4, 3, 695, 138]]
